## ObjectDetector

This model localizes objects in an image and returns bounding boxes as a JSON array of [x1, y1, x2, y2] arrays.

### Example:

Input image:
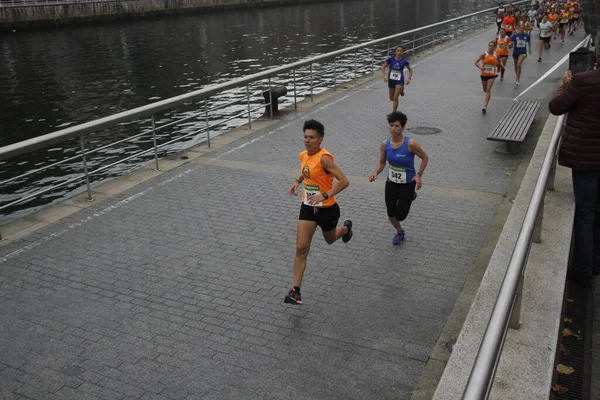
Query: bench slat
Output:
[[487, 100, 541, 143]]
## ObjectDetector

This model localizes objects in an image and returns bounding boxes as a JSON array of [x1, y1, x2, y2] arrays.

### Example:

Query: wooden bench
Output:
[[487, 100, 541, 153]]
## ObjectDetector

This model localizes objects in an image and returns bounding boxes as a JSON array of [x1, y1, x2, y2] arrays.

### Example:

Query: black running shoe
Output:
[[342, 219, 353, 243], [284, 288, 302, 305]]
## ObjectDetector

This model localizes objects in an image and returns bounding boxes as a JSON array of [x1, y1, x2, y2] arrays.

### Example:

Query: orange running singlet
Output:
[[481, 51, 499, 77], [496, 36, 509, 56], [502, 16, 516, 32], [299, 148, 336, 207]]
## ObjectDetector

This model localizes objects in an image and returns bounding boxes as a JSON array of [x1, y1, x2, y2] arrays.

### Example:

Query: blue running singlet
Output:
[[385, 137, 416, 184]]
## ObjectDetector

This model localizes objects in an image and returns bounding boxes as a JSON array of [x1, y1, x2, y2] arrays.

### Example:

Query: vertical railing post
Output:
[[246, 84, 252, 130], [79, 136, 93, 201], [204, 99, 211, 148], [547, 156, 557, 191], [310, 64, 314, 103], [354, 52, 358, 81], [533, 198, 544, 243], [509, 273, 524, 329], [293, 69, 297, 110], [268, 77, 273, 120], [333, 59, 337, 92], [370, 46, 375, 75], [412, 33, 416, 55], [151, 115, 159, 171]]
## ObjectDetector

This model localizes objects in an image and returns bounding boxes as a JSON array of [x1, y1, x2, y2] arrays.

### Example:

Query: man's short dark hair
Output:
[[387, 111, 408, 127], [303, 119, 325, 137]]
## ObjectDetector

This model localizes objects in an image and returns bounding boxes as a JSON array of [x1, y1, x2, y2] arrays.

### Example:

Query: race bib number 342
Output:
[[388, 165, 407, 184]]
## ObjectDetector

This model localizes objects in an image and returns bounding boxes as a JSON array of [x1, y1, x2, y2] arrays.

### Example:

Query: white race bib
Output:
[[484, 64, 495, 74], [516, 39, 526, 48], [504, 24, 512, 30], [498, 43, 506, 50], [573, 14, 578, 18], [388, 165, 407, 184], [389, 69, 403, 81], [303, 184, 322, 207], [497, 18, 503, 23]]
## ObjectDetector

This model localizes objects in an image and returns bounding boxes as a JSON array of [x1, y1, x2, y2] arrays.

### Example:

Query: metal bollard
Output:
[[151, 115, 159, 171]]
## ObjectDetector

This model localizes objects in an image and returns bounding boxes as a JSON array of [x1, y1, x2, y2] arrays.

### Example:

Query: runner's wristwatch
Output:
[[322, 192, 330, 200]]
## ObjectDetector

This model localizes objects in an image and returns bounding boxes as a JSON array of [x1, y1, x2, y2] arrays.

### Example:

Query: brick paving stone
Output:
[[0, 26, 585, 400]]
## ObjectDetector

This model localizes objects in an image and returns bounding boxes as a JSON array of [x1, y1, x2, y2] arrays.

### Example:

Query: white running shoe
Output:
[[515, 81, 520, 86]]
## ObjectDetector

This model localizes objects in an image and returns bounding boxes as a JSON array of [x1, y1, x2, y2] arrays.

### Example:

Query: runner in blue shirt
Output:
[[509, 25, 532, 85], [382, 45, 414, 113]]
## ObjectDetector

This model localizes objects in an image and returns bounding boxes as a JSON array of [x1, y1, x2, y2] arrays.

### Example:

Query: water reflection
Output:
[[0, 0, 496, 221]]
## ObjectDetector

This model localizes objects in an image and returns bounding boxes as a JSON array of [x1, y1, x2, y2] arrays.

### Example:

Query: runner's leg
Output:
[[392, 85, 403, 112], [516, 54, 525, 82], [322, 226, 349, 244], [292, 220, 317, 288], [484, 78, 495, 108]]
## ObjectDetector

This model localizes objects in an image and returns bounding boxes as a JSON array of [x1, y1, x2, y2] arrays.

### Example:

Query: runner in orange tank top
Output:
[[495, 28, 510, 81], [475, 41, 504, 114], [501, 11, 517, 37], [285, 119, 353, 305]]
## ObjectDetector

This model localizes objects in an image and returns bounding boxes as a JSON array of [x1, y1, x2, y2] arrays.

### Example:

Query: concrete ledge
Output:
[[433, 114, 575, 399]]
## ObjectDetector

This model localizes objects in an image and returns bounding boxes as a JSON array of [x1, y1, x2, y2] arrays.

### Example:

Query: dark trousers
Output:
[[572, 170, 600, 277]]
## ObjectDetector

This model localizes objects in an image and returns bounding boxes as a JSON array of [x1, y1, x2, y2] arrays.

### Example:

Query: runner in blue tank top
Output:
[[382, 45, 414, 113], [369, 112, 429, 245]]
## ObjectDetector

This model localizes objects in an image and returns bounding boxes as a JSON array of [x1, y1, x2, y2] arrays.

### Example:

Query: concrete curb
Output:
[[432, 113, 575, 399]]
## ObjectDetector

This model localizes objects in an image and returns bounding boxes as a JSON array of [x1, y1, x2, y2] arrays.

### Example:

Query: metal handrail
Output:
[[0, 2, 527, 227], [461, 36, 591, 400], [0, 1, 526, 162]]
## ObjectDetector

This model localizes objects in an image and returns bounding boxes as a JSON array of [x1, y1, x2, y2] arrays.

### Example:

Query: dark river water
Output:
[[0, 0, 497, 222]]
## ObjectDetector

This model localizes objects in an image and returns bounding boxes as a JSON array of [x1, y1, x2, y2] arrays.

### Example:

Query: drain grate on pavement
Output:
[[408, 126, 442, 135], [551, 281, 593, 400]]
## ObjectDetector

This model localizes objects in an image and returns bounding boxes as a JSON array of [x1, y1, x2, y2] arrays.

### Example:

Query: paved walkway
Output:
[[0, 27, 585, 399]]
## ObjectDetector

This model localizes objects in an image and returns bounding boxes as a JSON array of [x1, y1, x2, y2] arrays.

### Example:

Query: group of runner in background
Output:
[[474, 0, 583, 113]]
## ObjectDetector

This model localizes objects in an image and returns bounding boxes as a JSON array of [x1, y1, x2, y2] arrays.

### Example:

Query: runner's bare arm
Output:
[[320, 155, 349, 197], [406, 65, 414, 84], [475, 53, 485, 70], [409, 139, 429, 190], [382, 62, 389, 82], [369, 140, 387, 182], [289, 171, 304, 196]]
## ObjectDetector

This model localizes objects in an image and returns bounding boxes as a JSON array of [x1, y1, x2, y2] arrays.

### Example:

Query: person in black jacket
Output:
[[549, 43, 600, 288]]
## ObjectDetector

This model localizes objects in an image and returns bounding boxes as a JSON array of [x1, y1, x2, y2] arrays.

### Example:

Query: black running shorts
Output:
[[298, 203, 340, 232], [385, 180, 416, 221]]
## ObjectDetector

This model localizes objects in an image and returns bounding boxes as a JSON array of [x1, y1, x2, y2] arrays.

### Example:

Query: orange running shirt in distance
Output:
[[299, 148, 336, 207], [496, 36, 509, 56], [502, 16, 516, 32], [481, 51, 499, 77]]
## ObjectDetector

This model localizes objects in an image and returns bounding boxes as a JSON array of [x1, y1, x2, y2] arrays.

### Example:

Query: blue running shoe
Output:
[[392, 230, 406, 245]]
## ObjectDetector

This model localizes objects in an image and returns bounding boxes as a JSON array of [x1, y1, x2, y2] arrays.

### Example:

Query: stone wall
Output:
[[0, 0, 328, 30]]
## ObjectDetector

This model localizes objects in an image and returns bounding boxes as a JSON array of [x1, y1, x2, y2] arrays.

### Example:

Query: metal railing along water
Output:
[[0, 0, 119, 6], [461, 35, 592, 400], [0, 1, 528, 235]]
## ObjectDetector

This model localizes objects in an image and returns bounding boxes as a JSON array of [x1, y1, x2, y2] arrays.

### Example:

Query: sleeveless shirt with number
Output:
[[299, 148, 336, 207], [386, 137, 415, 185], [496, 36, 509, 56], [481, 51, 499, 77]]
